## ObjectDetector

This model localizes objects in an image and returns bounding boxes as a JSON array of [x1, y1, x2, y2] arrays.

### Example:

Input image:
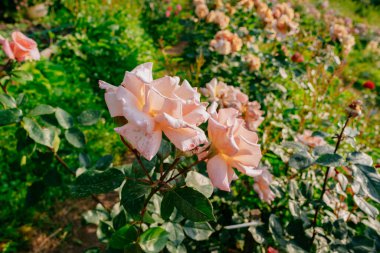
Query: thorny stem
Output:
[[51, 149, 110, 211], [165, 158, 205, 183], [120, 135, 153, 183], [310, 116, 351, 245]]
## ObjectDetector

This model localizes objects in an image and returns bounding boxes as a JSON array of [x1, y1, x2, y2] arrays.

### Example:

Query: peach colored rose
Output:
[[272, 3, 295, 20], [195, 4, 209, 19], [0, 32, 40, 62], [296, 130, 326, 148], [210, 30, 242, 55], [272, 15, 299, 40], [199, 103, 262, 191], [206, 10, 230, 29], [245, 54, 261, 72], [100, 63, 209, 160], [238, 0, 255, 10], [253, 168, 275, 204], [244, 101, 264, 131]]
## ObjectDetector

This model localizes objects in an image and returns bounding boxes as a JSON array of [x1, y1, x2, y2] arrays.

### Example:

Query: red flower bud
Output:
[[291, 52, 304, 63], [167, 6, 173, 11], [363, 80, 375, 90], [165, 10, 171, 18], [268, 247, 279, 253]]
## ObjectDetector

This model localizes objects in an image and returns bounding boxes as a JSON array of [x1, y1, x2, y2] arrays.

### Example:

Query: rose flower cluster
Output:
[[100, 63, 274, 203]]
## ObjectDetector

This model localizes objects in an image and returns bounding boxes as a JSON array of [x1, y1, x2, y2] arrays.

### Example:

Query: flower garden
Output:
[[0, 0, 379, 252]]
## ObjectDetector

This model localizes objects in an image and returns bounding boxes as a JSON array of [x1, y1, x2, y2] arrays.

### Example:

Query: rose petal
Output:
[[207, 154, 232, 191]]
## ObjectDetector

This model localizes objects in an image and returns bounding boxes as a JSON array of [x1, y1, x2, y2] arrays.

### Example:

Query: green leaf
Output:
[[289, 152, 313, 170], [121, 180, 150, 217], [248, 225, 267, 245], [352, 164, 380, 203], [77, 110, 101, 126], [166, 241, 187, 253], [183, 221, 214, 241], [161, 192, 175, 220], [170, 187, 215, 222], [347, 152, 373, 166], [0, 94, 17, 108], [55, 108, 73, 129], [139, 227, 169, 253], [353, 195, 379, 218], [162, 222, 185, 246], [315, 154, 343, 167], [28, 104, 56, 117], [79, 152, 91, 168], [23, 117, 54, 147], [94, 155, 113, 170], [185, 171, 213, 198], [312, 145, 334, 157], [65, 128, 86, 148], [269, 214, 286, 247], [129, 156, 157, 178], [157, 139, 172, 159], [0, 108, 22, 126], [11, 70, 33, 84], [70, 168, 125, 198], [109, 225, 138, 250]]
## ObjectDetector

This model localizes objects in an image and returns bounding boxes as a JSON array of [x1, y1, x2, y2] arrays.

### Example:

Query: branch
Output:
[[310, 116, 351, 245], [119, 135, 153, 183]]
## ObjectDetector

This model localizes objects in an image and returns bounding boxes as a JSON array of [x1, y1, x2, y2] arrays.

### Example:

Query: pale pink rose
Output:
[[272, 15, 299, 40], [244, 101, 264, 131], [100, 63, 209, 160], [296, 130, 326, 148], [201, 78, 248, 111], [195, 4, 209, 19], [3, 32, 40, 62], [253, 168, 275, 204], [165, 10, 171, 17], [199, 103, 262, 191]]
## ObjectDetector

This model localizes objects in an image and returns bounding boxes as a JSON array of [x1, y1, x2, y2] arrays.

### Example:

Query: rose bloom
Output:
[[296, 130, 326, 148], [272, 3, 295, 20], [245, 54, 261, 72], [195, 3, 209, 19], [238, 0, 255, 10], [201, 78, 248, 111], [291, 52, 304, 63], [99, 63, 209, 160], [244, 101, 264, 131], [363, 80, 375, 90], [253, 168, 275, 204], [206, 10, 230, 29], [210, 30, 242, 55], [272, 15, 299, 40], [0, 31, 40, 62], [199, 103, 262, 191]]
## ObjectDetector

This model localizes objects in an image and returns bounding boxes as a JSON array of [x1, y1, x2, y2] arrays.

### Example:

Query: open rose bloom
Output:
[[100, 63, 209, 160], [198, 103, 262, 191], [0, 31, 40, 62], [296, 130, 326, 148]]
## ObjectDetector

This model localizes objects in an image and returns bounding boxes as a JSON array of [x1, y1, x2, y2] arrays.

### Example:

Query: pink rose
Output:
[[253, 168, 275, 204], [296, 130, 326, 148], [244, 101, 264, 131], [0, 31, 40, 62], [199, 103, 262, 191], [100, 63, 209, 160]]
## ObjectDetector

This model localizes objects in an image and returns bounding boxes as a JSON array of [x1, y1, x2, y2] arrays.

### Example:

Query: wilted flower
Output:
[[0, 31, 40, 62], [346, 100, 363, 118], [291, 52, 304, 63], [99, 63, 209, 160], [244, 101, 264, 131], [245, 54, 261, 72], [210, 30, 242, 55], [296, 130, 326, 148], [253, 167, 275, 204], [206, 10, 230, 29], [199, 103, 262, 191], [363, 80, 375, 90], [195, 3, 209, 19]]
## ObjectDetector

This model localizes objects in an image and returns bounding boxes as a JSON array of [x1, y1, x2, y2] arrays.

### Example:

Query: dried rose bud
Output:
[[363, 80, 375, 90], [346, 100, 363, 118], [291, 52, 304, 63]]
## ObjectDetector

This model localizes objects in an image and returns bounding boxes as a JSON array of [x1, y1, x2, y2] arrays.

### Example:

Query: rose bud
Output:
[[291, 52, 304, 63], [363, 80, 375, 90], [346, 100, 363, 118]]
